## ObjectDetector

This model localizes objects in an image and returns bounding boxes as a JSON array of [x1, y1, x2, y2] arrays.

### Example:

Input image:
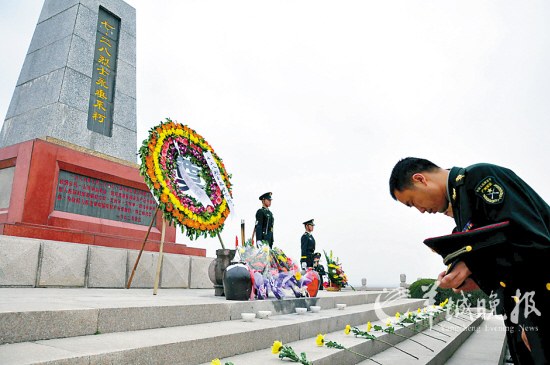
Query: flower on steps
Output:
[[272, 340, 283, 354], [316, 333, 325, 346], [344, 324, 351, 335]]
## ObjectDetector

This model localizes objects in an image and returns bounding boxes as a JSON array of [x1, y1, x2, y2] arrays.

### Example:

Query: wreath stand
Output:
[[126, 206, 168, 295], [126, 207, 226, 295]]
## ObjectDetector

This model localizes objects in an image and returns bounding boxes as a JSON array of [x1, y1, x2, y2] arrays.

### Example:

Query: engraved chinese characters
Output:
[[87, 8, 120, 136], [54, 171, 157, 226]]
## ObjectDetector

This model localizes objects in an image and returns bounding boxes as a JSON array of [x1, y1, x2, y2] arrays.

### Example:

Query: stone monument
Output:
[[0, 0, 205, 258], [0, 0, 136, 161]]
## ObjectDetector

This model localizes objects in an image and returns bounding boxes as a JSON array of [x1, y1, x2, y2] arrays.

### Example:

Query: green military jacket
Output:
[[255, 207, 274, 247], [445, 163, 550, 363], [300, 232, 316, 267], [447, 163, 550, 293]]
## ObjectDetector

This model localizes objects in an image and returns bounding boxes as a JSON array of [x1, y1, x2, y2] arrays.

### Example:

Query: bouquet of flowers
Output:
[[237, 244, 270, 273], [323, 250, 348, 290], [246, 244, 319, 299], [269, 247, 299, 272]]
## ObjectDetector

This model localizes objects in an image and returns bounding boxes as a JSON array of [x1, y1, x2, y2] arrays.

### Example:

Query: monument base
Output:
[[0, 138, 205, 256]]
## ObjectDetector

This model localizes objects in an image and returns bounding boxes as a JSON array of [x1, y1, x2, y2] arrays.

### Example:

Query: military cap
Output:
[[424, 221, 510, 264], [259, 192, 272, 200], [313, 252, 322, 259], [303, 219, 315, 226]]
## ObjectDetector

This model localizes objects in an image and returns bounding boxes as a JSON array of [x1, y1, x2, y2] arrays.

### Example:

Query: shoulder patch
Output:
[[475, 176, 505, 204]]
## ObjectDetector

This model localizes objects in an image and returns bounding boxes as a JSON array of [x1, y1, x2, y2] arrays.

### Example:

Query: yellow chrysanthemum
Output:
[[271, 340, 283, 354], [417, 308, 421, 313], [405, 311, 411, 318], [316, 334, 325, 347], [386, 319, 392, 327], [294, 271, 302, 281], [395, 312, 401, 319], [211, 359, 221, 365], [344, 324, 351, 335], [367, 321, 372, 332]]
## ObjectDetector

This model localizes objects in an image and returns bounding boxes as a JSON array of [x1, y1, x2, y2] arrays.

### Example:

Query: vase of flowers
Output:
[[323, 250, 348, 291]]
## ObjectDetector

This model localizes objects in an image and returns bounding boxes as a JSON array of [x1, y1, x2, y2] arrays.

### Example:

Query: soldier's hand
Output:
[[451, 278, 479, 293], [436, 261, 473, 291]]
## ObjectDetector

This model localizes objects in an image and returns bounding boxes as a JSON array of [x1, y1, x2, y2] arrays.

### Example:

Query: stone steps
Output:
[[0, 288, 396, 345], [364, 314, 484, 365], [0, 289, 424, 365], [199, 312, 482, 365], [0, 288, 508, 365]]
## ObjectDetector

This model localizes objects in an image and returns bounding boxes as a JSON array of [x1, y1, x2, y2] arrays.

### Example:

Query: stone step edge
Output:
[[201, 312, 480, 365], [0, 291, 397, 345], [0, 299, 428, 365], [444, 316, 508, 365]]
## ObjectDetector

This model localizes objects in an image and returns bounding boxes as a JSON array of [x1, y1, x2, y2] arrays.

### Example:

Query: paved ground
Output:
[[0, 288, 226, 312], [0, 287, 381, 312]]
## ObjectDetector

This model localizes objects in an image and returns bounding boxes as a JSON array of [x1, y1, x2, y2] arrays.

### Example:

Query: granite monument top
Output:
[[0, 0, 137, 163]]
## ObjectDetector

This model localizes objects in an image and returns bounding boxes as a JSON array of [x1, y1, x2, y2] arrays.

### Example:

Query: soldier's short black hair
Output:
[[389, 157, 440, 200]]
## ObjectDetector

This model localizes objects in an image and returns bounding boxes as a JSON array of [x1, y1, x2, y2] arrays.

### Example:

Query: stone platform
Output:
[[0, 235, 212, 289]]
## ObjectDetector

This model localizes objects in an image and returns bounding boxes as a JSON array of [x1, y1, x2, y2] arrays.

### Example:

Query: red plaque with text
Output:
[[0, 138, 205, 256]]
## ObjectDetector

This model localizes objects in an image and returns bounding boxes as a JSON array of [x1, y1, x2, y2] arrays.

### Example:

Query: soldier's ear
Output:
[[412, 173, 427, 185]]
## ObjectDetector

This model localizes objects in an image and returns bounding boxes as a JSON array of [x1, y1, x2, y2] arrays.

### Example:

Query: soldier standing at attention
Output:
[[300, 219, 316, 270], [254, 192, 274, 248]]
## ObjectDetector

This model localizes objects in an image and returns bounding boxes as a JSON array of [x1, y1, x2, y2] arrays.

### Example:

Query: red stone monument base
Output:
[[0, 138, 205, 257]]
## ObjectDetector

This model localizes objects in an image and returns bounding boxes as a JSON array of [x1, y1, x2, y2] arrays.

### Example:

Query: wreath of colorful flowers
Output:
[[139, 118, 233, 240]]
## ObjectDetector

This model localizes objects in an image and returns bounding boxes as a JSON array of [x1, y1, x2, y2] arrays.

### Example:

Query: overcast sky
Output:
[[1, 1, 549, 287]]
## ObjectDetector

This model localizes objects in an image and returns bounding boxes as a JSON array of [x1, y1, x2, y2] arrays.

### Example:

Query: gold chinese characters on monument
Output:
[[87, 7, 120, 137]]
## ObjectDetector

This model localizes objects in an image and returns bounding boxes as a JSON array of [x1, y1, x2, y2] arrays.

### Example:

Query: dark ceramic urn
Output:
[[223, 262, 252, 301]]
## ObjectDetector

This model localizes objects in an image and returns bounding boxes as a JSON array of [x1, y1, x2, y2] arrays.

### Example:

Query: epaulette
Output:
[[453, 167, 467, 187]]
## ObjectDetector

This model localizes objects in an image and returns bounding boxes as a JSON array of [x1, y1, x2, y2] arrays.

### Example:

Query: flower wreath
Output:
[[139, 118, 233, 240]]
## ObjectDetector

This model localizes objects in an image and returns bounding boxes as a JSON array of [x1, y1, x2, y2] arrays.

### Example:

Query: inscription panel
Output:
[[54, 170, 157, 226], [87, 7, 120, 136]]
